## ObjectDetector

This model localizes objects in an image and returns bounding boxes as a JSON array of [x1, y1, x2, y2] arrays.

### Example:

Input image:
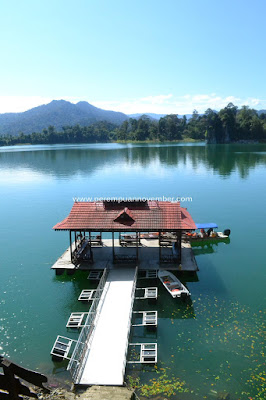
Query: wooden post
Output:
[[112, 231, 115, 262], [136, 231, 139, 262], [178, 230, 182, 264], [159, 231, 161, 262], [88, 231, 92, 260], [2, 364, 18, 400], [74, 231, 77, 248], [69, 231, 72, 262]]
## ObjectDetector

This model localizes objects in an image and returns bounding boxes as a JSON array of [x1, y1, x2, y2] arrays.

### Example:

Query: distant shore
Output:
[[114, 138, 202, 144], [1, 138, 266, 148]]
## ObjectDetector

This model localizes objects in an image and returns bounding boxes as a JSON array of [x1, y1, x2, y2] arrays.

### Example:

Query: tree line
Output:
[[0, 103, 266, 146]]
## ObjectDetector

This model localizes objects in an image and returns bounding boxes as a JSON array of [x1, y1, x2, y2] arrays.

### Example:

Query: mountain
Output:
[[129, 110, 266, 120], [128, 112, 194, 120], [0, 100, 128, 136], [128, 113, 166, 120]]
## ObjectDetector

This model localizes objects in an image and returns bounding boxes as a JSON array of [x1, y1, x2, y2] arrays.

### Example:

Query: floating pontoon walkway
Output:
[[76, 268, 137, 386]]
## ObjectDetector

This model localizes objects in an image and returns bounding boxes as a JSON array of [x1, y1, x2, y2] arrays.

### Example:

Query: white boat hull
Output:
[[158, 270, 190, 298]]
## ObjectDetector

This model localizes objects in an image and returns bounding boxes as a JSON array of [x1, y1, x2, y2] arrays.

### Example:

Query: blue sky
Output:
[[0, 0, 265, 114]]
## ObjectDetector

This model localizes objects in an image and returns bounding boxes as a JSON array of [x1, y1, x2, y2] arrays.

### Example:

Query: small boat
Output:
[[184, 223, 230, 241], [158, 270, 190, 299]]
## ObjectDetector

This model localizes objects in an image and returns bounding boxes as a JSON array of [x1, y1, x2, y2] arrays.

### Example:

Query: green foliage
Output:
[[127, 371, 190, 398], [158, 114, 183, 141], [205, 104, 266, 143], [0, 104, 266, 147], [184, 110, 206, 140], [0, 121, 117, 146], [218, 102, 238, 141]]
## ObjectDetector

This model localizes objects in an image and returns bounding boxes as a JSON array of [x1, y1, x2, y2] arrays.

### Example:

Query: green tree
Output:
[[236, 106, 257, 140], [186, 110, 206, 140], [135, 116, 150, 141], [218, 103, 238, 141], [205, 109, 223, 143]]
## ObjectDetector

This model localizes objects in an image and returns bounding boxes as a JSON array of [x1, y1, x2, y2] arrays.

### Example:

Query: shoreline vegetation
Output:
[[0, 103, 265, 147]]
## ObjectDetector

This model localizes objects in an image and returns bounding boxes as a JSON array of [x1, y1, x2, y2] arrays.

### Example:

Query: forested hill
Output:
[[0, 103, 266, 146], [117, 104, 266, 143], [202, 104, 266, 143], [0, 100, 128, 136]]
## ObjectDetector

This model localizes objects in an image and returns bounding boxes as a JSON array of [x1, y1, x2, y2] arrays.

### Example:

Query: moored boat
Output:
[[184, 223, 230, 241], [158, 270, 191, 299]]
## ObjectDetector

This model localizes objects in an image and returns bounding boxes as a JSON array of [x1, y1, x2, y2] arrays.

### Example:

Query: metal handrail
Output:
[[121, 266, 138, 378], [67, 268, 108, 382]]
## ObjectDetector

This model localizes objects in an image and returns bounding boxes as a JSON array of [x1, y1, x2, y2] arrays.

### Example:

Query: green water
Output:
[[0, 143, 265, 398]]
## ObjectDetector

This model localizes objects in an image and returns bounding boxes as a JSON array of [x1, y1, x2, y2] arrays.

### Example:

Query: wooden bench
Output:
[[90, 235, 103, 246], [119, 237, 141, 247]]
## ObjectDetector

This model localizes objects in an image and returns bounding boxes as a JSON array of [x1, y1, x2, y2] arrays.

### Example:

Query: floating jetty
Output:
[[51, 200, 198, 386], [51, 267, 158, 385], [78, 268, 137, 385]]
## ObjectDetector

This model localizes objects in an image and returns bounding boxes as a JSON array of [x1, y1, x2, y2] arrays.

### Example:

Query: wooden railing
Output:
[[0, 356, 49, 399]]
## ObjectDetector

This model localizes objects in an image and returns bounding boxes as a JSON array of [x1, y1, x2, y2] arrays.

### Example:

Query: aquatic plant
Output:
[[127, 295, 265, 399], [128, 372, 189, 398]]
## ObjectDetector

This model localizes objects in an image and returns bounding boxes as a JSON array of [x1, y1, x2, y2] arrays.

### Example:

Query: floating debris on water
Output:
[[127, 293, 265, 399]]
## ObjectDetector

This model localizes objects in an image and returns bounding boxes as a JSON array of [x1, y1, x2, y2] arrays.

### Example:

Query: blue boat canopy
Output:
[[196, 223, 218, 229]]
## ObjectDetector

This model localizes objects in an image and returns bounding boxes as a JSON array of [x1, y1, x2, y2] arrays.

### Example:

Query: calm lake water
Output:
[[0, 143, 265, 399]]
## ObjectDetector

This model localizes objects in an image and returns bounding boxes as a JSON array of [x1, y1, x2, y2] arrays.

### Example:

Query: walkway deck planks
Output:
[[78, 268, 136, 386]]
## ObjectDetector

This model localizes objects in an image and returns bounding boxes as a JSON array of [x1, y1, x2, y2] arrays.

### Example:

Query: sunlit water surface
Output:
[[0, 143, 265, 398]]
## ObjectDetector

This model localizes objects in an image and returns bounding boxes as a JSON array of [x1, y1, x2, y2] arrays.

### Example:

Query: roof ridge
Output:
[[114, 207, 135, 222]]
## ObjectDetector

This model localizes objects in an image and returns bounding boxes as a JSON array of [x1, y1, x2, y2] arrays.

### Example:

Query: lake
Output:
[[0, 143, 265, 399]]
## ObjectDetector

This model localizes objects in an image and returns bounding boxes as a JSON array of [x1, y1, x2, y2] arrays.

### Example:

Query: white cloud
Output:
[[247, 97, 260, 106], [0, 93, 265, 115], [92, 94, 266, 115], [0, 95, 84, 113], [0, 96, 51, 113], [192, 95, 211, 101]]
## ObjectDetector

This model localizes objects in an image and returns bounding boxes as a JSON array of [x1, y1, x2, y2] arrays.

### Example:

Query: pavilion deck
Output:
[[51, 238, 198, 272]]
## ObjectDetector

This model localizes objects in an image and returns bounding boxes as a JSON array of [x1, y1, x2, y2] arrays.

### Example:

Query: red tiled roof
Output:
[[181, 208, 197, 230], [114, 207, 135, 223], [53, 201, 196, 231]]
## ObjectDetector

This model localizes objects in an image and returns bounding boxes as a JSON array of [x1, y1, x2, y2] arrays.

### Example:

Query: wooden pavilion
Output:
[[53, 200, 196, 265]]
